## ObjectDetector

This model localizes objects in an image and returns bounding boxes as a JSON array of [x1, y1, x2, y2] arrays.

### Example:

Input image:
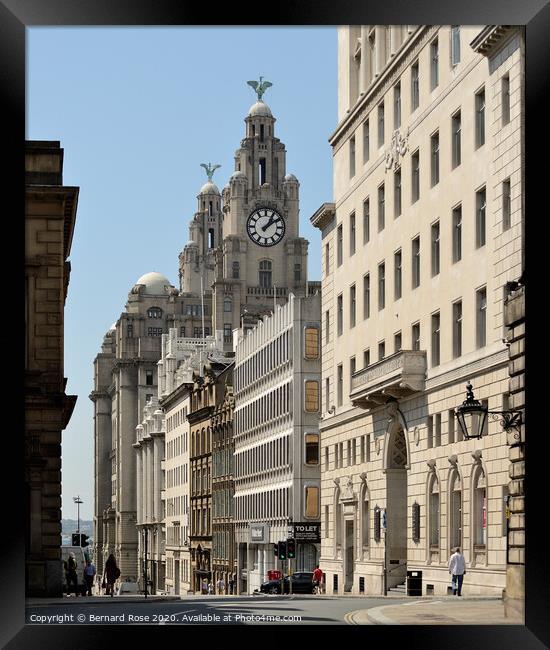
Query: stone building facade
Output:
[[311, 25, 524, 596], [233, 293, 321, 594], [25, 140, 78, 596]]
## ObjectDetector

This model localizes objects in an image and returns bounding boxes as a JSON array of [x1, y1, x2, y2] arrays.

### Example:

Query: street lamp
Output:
[[454, 381, 522, 441], [73, 495, 83, 533]]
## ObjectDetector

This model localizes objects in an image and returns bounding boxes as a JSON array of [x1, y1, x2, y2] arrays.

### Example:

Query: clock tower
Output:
[[213, 79, 309, 347]]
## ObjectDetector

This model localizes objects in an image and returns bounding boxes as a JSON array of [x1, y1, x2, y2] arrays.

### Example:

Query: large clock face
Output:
[[246, 208, 285, 247]]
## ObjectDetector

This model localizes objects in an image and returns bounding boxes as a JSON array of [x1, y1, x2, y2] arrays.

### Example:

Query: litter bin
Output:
[[406, 570, 422, 596]]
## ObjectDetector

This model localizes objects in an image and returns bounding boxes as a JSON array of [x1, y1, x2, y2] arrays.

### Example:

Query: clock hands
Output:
[[261, 214, 279, 233]]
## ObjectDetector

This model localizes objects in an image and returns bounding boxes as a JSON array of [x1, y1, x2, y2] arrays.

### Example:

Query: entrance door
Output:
[[385, 426, 408, 590], [344, 520, 354, 592], [174, 560, 180, 595]]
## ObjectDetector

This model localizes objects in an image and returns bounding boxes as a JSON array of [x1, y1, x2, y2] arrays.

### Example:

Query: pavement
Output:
[[346, 595, 525, 625]]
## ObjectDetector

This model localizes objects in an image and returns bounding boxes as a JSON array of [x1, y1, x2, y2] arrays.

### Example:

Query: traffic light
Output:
[[72, 533, 80, 546], [80, 534, 90, 548], [273, 544, 279, 557], [277, 540, 287, 561], [287, 538, 295, 559]]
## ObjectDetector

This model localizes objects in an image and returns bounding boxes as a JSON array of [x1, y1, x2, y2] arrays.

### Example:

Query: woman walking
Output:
[[104, 554, 120, 597]]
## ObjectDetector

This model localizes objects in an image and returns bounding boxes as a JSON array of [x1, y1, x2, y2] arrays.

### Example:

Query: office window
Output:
[[363, 198, 370, 244], [394, 249, 402, 300], [394, 82, 401, 129], [224, 298, 232, 312], [378, 262, 385, 310], [325, 310, 330, 343], [294, 263, 301, 282], [126, 322, 133, 338], [349, 135, 356, 178], [350, 212, 356, 256], [363, 274, 370, 319], [431, 312, 440, 367], [305, 381, 320, 412], [223, 323, 232, 339], [412, 236, 421, 288], [305, 433, 320, 465], [475, 88, 485, 148], [304, 327, 320, 360], [476, 187, 486, 248], [502, 74, 510, 125], [337, 225, 343, 266], [378, 341, 385, 360], [394, 167, 402, 218], [350, 356, 356, 381], [411, 61, 419, 111], [502, 179, 512, 231], [378, 183, 385, 231], [363, 349, 370, 368], [451, 26, 461, 65], [452, 205, 462, 262], [431, 221, 440, 277], [259, 260, 272, 287], [476, 287, 487, 349], [378, 102, 385, 147], [305, 486, 320, 519], [146, 370, 154, 386], [232, 261, 240, 279], [394, 331, 402, 353], [363, 119, 370, 163], [431, 132, 439, 186], [411, 150, 420, 202], [453, 300, 462, 358], [337, 294, 343, 336], [147, 327, 163, 337], [430, 38, 439, 89], [350, 284, 356, 328], [337, 364, 343, 406], [412, 322, 421, 351], [452, 111, 461, 168]]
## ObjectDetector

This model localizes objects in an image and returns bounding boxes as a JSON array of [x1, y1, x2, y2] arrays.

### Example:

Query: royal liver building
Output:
[[92, 80, 318, 589]]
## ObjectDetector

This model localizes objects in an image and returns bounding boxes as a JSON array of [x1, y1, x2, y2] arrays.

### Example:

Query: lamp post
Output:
[[73, 496, 83, 534]]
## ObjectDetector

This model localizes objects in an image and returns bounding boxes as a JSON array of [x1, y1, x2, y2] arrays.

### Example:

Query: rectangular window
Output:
[[430, 38, 439, 90], [146, 370, 153, 386], [427, 415, 433, 448], [363, 198, 370, 244], [294, 263, 301, 282], [452, 300, 462, 358], [363, 119, 370, 163], [337, 294, 343, 336], [452, 111, 461, 168], [363, 348, 370, 368], [337, 225, 343, 266], [305, 433, 320, 465], [394, 167, 402, 218], [476, 187, 486, 248], [448, 409, 456, 444], [394, 331, 402, 353], [325, 310, 330, 343], [394, 249, 402, 300], [325, 377, 330, 412], [431, 221, 440, 277], [412, 236, 421, 288], [411, 149, 420, 202], [502, 74, 510, 125], [337, 364, 343, 406], [363, 273, 370, 319], [325, 243, 330, 276], [475, 88, 485, 148], [452, 205, 462, 263], [350, 356, 356, 381], [223, 323, 232, 339], [412, 322, 420, 351], [304, 327, 320, 359], [350, 212, 356, 256], [147, 327, 163, 337], [502, 178, 511, 231], [304, 486, 320, 519], [451, 26, 461, 65], [431, 132, 439, 186], [304, 381, 320, 412], [394, 82, 401, 129], [378, 102, 385, 147], [378, 340, 385, 361], [349, 136, 356, 178], [431, 312, 440, 367], [411, 60, 419, 111], [350, 284, 356, 328], [378, 262, 385, 310], [378, 183, 385, 231], [476, 287, 487, 349], [127, 323, 133, 338], [435, 413, 442, 446]]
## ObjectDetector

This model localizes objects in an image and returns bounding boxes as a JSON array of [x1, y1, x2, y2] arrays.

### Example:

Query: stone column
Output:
[[153, 435, 161, 521], [360, 26, 370, 92], [136, 447, 142, 524], [375, 27, 385, 77]]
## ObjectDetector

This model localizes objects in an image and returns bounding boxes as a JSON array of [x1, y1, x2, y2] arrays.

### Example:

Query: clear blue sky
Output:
[[27, 27, 337, 521]]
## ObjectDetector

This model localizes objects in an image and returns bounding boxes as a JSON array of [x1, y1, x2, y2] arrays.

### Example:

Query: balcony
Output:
[[247, 286, 288, 297], [350, 350, 427, 410]]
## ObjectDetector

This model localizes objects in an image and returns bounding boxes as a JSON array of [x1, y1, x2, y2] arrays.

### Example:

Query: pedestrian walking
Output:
[[201, 578, 208, 595], [228, 577, 234, 595], [104, 554, 121, 597], [216, 577, 225, 595], [312, 566, 323, 595], [66, 552, 79, 596], [207, 581, 214, 595], [83, 559, 97, 596], [448, 547, 467, 596]]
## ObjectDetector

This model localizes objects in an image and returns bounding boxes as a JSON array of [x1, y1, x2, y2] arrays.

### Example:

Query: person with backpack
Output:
[[104, 554, 120, 597]]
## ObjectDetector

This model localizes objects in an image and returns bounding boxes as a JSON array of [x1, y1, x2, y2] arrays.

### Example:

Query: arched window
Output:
[[259, 260, 272, 288], [473, 466, 487, 547], [232, 261, 240, 279], [429, 474, 440, 548], [449, 470, 462, 549]]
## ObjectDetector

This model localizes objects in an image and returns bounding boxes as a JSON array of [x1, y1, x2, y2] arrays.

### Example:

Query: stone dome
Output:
[[248, 101, 273, 118], [109, 322, 117, 331], [284, 173, 298, 182], [199, 180, 220, 196], [230, 170, 247, 182], [134, 271, 173, 295], [185, 240, 198, 248]]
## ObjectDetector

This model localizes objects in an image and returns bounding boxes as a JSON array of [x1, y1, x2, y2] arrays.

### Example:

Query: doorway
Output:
[[344, 520, 354, 592]]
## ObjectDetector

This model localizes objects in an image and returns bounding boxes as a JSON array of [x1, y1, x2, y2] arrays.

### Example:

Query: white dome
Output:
[[284, 173, 298, 182], [199, 180, 220, 196], [248, 101, 273, 117], [134, 271, 173, 295], [109, 322, 117, 331], [230, 170, 247, 182]]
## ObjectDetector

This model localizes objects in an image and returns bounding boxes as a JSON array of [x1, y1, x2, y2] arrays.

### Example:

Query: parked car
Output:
[[260, 572, 315, 595]]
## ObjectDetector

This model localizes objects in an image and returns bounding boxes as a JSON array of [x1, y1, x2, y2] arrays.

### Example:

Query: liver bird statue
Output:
[[200, 162, 221, 181], [247, 76, 273, 102]]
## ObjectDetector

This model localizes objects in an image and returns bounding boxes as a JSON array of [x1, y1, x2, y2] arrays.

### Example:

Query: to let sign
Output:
[[293, 523, 320, 543]]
